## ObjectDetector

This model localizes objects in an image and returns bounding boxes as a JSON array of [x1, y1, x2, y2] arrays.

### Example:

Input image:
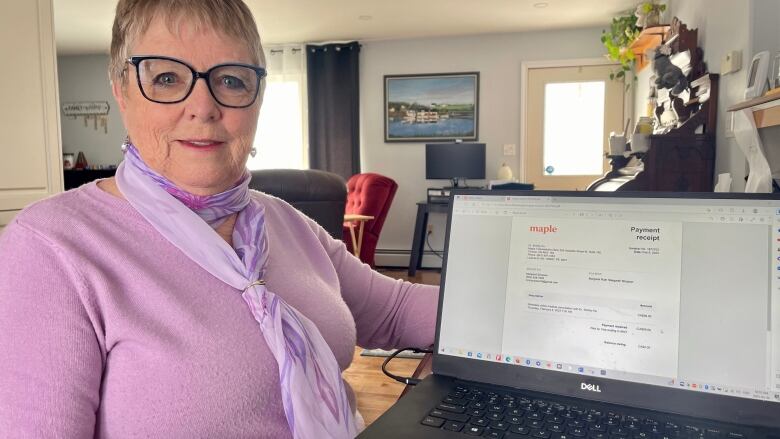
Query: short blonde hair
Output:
[[109, 0, 265, 82]]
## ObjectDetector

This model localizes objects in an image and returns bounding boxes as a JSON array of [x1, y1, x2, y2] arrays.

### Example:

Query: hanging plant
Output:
[[600, 12, 640, 80]]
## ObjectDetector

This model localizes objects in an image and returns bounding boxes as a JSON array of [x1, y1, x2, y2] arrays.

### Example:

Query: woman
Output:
[[0, 1, 438, 437]]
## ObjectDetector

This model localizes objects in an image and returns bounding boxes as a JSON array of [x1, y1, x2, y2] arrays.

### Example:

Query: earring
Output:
[[250, 147, 257, 158]]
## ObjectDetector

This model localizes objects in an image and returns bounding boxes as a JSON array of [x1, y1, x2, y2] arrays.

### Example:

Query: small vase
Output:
[[645, 11, 660, 27], [75, 151, 89, 170]]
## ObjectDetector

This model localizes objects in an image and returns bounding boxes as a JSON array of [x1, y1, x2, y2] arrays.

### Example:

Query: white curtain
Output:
[[248, 44, 308, 170]]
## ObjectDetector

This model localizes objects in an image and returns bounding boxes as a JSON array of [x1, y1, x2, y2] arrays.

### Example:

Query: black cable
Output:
[[381, 347, 434, 386], [425, 230, 444, 260]]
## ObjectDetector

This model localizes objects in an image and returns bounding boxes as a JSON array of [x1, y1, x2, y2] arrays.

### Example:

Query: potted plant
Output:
[[635, 1, 667, 28], [600, 12, 640, 80]]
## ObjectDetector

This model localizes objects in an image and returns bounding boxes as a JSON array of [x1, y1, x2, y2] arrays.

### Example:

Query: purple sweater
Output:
[[0, 182, 438, 438]]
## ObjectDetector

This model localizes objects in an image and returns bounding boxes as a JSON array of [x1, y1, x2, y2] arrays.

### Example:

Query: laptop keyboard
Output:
[[420, 385, 747, 439]]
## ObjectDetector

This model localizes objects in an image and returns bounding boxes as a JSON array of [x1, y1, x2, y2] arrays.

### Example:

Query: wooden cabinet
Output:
[[591, 134, 715, 192], [647, 135, 715, 191], [0, 0, 63, 232], [0, 211, 17, 235], [589, 18, 718, 193]]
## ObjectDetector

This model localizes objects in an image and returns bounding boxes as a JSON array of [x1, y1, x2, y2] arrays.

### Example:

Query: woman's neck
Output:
[[97, 177, 236, 246]]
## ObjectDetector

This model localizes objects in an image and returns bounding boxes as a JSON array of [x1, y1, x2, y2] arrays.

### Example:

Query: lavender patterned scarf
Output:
[[115, 142, 356, 439]]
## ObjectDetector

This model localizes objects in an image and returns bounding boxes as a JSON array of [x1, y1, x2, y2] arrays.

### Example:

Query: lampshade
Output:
[[497, 162, 514, 180]]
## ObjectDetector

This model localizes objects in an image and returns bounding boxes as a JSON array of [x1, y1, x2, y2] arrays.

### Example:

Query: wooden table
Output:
[[344, 214, 374, 257]]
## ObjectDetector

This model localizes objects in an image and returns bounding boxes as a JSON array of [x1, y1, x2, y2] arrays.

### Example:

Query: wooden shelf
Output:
[[630, 25, 670, 71], [728, 91, 780, 129]]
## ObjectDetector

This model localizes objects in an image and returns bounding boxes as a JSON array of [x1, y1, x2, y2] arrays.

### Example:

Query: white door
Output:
[[524, 65, 625, 190], [0, 0, 63, 232]]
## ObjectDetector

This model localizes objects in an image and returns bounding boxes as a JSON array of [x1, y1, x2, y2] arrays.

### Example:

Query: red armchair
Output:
[[343, 173, 398, 267]]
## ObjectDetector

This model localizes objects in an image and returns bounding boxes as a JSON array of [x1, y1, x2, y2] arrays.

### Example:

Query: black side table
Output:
[[64, 169, 117, 190], [408, 201, 450, 276]]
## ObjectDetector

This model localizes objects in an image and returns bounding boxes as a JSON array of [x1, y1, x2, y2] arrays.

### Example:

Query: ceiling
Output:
[[54, 0, 638, 55]]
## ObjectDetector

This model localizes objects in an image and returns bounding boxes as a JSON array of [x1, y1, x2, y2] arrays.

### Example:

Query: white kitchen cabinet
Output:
[[0, 0, 63, 227]]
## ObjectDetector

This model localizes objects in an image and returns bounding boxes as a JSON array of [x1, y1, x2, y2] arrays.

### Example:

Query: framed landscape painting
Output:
[[384, 72, 479, 142]]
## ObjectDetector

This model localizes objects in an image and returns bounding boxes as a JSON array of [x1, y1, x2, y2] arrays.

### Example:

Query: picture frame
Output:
[[744, 50, 770, 99], [384, 72, 479, 142], [63, 153, 75, 170]]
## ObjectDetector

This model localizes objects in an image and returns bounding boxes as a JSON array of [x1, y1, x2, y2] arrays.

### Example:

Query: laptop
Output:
[[360, 190, 780, 439]]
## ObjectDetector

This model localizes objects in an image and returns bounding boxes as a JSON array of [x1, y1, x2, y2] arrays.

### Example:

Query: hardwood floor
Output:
[[342, 268, 440, 426], [343, 347, 420, 426]]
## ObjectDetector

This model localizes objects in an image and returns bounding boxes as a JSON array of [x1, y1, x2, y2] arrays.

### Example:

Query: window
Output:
[[542, 81, 605, 176], [248, 46, 308, 170]]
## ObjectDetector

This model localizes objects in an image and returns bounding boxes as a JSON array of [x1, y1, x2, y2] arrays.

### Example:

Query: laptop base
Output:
[[359, 374, 767, 439]]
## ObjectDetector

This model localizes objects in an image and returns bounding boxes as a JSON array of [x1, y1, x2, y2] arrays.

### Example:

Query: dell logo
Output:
[[581, 383, 602, 393]]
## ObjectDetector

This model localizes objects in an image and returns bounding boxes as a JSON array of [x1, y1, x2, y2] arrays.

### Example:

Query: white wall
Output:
[[359, 28, 606, 267], [57, 54, 126, 167], [670, 0, 752, 192], [751, 0, 780, 63]]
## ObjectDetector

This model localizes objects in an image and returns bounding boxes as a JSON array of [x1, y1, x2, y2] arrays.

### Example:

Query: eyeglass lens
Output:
[[136, 58, 260, 107]]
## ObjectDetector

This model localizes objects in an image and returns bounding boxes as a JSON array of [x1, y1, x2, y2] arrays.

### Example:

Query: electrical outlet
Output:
[[426, 224, 434, 234]]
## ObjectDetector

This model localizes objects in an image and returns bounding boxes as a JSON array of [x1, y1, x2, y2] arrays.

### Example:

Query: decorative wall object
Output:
[[61, 101, 110, 133], [384, 72, 479, 142], [63, 153, 75, 170]]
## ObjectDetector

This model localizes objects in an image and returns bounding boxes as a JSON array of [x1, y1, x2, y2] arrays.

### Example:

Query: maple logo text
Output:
[[529, 225, 558, 234]]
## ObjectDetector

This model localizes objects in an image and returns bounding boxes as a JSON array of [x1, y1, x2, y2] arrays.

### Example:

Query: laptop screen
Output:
[[437, 192, 780, 405]]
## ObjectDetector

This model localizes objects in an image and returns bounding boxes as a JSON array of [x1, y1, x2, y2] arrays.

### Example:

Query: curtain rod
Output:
[[307, 42, 362, 53], [269, 48, 302, 55]]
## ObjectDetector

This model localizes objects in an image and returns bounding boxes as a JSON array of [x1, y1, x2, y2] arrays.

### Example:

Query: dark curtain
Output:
[[306, 42, 360, 180]]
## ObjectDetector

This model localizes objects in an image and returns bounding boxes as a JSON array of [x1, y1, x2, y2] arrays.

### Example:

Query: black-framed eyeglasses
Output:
[[126, 55, 267, 108]]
